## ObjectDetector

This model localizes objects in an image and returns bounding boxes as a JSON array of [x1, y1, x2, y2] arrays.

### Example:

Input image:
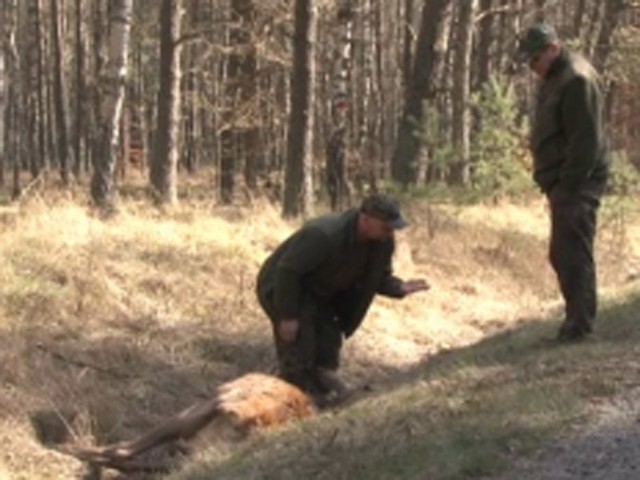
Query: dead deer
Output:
[[63, 373, 316, 473]]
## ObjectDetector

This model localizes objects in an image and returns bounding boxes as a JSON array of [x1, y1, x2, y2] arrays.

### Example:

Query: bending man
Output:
[[257, 193, 428, 400]]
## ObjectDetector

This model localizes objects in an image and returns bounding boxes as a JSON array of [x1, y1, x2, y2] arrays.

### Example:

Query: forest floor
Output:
[[1, 188, 640, 479]]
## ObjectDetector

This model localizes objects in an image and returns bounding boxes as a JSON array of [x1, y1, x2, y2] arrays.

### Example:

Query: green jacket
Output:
[[257, 208, 405, 337], [530, 49, 609, 193]]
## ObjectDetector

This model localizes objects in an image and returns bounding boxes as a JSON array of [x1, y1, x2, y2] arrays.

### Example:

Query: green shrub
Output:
[[414, 103, 457, 184], [414, 76, 532, 201], [469, 75, 531, 198], [607, 149, 640, 196]]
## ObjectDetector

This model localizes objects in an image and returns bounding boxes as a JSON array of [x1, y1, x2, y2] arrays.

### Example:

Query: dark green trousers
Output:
[[547, 182, 604, 336], [257, 288, 343, 394]]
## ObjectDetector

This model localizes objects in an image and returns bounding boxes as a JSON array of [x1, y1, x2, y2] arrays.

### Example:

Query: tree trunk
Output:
[[475, 0, 493, 89], [182, 43, 197, 174], [572, 0, 587, 39], [88, 0, 105, 180], [584, 1, 604, 59], [402, 0, 414, 93], [377, 0, 399, 181], [24, 0, 41, 179], [236, 0, 259, 192], [361, 0, 380, 192], [73, 0, 86, 178], [450, 0, 477, 185], [0, 28, 4, 187], [3, 0, 23, 197], [16, 0, 38, 181], [219, 5, 238, 203], [283, 0, 316, 218], [391, 0, 452, 186], [593, 0, 626, 124], [150, 0, 183, 205], [50, 0, 72, 185], [34, 0, 47, 175], [534, 0, 546, 22], [90, 0, 133, 212], [592, 0, 625, 71], [219, 0, 259, 203], [181, 1, 202, 175], [326, 0, 353, 210]]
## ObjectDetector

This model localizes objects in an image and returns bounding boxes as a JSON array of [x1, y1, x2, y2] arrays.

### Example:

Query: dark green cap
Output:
[[516, 23, 558, 63], [360, 193, 408, 229]]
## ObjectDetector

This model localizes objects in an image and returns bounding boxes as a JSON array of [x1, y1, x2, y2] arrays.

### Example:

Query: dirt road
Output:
[[489, 387, 640, 480]]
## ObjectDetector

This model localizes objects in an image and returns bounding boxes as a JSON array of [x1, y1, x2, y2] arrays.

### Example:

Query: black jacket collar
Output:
[[545, 48, 570, 79]]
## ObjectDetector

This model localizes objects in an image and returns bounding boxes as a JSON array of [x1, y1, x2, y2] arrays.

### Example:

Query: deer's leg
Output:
[[99, 397, 220, 459]]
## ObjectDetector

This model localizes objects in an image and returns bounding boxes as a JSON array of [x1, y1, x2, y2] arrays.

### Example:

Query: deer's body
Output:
[[71, 373, 316, 470]]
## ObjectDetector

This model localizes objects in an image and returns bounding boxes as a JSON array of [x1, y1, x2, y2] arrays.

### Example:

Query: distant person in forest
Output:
[[256, 193, 428, 403], [326, 127, 349, 211], [516, 23, 610, 341]]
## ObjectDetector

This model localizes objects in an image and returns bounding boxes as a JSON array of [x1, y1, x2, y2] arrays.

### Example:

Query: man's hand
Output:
[[401, 278, 430, 296], [278, 319, 299, 343]]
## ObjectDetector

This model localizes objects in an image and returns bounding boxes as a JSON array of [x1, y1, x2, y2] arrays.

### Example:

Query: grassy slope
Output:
[[174, 296, 640, 480], [0, 192, 639, 479]]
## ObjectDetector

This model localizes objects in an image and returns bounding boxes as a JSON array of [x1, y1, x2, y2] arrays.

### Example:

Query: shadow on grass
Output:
[[164, 290, 640, 480], [6, 316, 275, 445]]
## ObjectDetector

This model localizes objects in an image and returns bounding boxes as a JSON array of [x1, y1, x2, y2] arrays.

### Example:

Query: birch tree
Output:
[[326, 0, 353, 210], [90, 0, 133, 212]]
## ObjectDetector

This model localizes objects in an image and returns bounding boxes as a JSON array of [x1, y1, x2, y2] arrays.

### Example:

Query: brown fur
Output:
[[216, 372, 316, 429]]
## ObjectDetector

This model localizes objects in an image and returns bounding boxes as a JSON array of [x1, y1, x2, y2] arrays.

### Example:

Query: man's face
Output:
[[528, 43, 560, 77], [361, 214, 394, 241]]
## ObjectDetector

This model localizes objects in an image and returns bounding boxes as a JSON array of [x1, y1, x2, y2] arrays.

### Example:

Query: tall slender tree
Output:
[[24, 0, 42, 180], [50, 0, 73, 185], [401, 0, 414, 91], [73, 0, 87, 177], [326, 0, 353, 210], [572, 0, 587, 39], [235, 0, 260, 192], [3, 0, 22, 197], [593, 0, 626, 71], [150, 0, 183, 205], [475, 0, 494, 89], [283, 0, 317, 217], [219, 0, 259, 203], [90, 0, 133, 212], [392, 0, 452, 186], [450, 0, 478, 185]]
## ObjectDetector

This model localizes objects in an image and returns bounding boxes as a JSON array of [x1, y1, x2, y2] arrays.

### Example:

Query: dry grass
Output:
[[1, 190, 640, 479]]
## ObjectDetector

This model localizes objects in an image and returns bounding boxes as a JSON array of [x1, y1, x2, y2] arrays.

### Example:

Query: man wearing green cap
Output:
[[516, 24, 610, 341], [256, 193, 428, 403]]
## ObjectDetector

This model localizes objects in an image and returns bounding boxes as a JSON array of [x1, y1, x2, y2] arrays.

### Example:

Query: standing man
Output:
[[516, 23, 610, 341], [257, 193, 428, 401]]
